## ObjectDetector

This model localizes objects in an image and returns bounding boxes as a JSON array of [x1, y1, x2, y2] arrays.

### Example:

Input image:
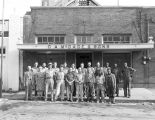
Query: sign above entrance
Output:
[[48, 44, 109, 49], [17, 43, 154, 50]]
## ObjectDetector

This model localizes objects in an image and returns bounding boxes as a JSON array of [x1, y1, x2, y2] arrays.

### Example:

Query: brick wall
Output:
[[23, 7, 144, 44]]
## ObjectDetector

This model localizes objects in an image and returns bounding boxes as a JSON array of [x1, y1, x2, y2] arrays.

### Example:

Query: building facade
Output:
[[17, 6, 155, 88], [0, 15, 22, 91]]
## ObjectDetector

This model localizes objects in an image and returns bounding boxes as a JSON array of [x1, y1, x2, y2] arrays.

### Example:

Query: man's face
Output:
[[54, 62, 57, 67], [107, 69, 111, 74], [106, 63, 109, 67], [88, 62, 91, 67], [48, 64, 52, 69], [97, 62, 100, 67], [114, 64, 117, 67], [72, 64, 75, 68], [124, 63, 127, 67], [80, 63, 84, 68], [27, 66, 31, 71], [64, 62, 67, 67], [42, 63, 46, 67], [34, 62, 38, 67]]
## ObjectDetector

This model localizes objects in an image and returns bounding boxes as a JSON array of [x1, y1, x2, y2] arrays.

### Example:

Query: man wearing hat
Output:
[[45, 63, 55, 101]]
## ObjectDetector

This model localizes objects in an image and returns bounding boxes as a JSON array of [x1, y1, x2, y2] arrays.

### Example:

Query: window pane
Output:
[[43, 37, 48, 43], [108, 36, 112, 41], [48, 37, 54, 43], [38, 37, 42, 43], [55, 36, 60, 44], [77, 36, 82, 43], [82, 36, 87, 43], [60, 37, 65, 44], [0, 48, 6, 54], [87, 36, 92, 43], [103, 36, 108, 41], [125, 36, 130, 43], [113, 36, 120, 42]]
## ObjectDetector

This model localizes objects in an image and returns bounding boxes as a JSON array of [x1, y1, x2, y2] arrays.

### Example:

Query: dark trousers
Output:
[[96, 84, 105, 102], [116, 82, 119, 96], [86, 82, 94, 102], [123, 81, 131, 97], [66, 83, 74, 101]]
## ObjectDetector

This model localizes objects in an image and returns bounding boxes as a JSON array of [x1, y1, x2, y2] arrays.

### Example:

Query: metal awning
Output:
[[17, 43, 154, 51]]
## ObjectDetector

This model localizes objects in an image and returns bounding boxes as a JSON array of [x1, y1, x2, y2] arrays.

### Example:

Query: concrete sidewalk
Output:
[[1, 88, 155, 103]]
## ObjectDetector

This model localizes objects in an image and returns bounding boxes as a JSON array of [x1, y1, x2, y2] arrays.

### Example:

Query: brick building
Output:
[[17, 6, 155, 88]]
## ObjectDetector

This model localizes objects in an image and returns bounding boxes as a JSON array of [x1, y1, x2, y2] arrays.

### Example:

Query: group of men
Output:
[[24, 61, 136, 104]]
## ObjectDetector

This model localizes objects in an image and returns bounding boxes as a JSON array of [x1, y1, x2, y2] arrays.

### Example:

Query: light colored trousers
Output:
[[55, 80, 65, 100], [45, 79, 54, 101]]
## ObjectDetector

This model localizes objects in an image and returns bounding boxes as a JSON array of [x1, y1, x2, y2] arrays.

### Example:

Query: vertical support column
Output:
[[19, 50, 24, 90]]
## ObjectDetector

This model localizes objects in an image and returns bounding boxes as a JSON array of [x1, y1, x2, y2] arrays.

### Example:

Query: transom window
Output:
[[103, 34, 131, 44], [37, 35, 65, 44], [76, 35, 93, 44]]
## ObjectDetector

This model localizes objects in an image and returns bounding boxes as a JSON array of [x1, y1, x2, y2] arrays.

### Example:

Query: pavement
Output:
[[0, 88, 155, 120]]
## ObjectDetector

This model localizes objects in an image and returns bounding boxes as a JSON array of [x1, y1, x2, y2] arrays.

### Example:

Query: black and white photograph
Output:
[[0, 0, 155, 119]]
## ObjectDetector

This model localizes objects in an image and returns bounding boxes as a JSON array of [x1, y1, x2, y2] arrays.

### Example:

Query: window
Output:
[[0, 31, 9, 37], [103, 34, 131, 44], [37, 35, 65, 44], [76, 35, 93, 44], [0, 48, 6, 54]]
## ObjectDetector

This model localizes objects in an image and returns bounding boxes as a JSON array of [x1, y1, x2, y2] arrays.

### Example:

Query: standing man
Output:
[[75, 67, 84, 102], [55, 65, 65, 101], [65, 68, 76, 102], [80, 63, 87, 98], [63, 62, 69, 96], [42, 63, 48, 72], [45, 63, 55, 101], [94, 62, 105, 103], [113, 63, 120, 97], [85, 62, 95, 102], [53, 62, 59, 89], [32, 62, 39, 96], [122, 62, 136, 98], [105, 68, 116, 104], [24, 66, 33, 100]]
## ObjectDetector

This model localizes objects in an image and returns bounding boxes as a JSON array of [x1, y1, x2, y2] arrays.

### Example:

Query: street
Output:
[[0, 88, 155, 120], [0, 100, 155, 120]]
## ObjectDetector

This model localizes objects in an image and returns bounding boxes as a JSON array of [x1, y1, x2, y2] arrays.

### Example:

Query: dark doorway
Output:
[[103, 53, 131, 70], [76, 53, 92, 68]]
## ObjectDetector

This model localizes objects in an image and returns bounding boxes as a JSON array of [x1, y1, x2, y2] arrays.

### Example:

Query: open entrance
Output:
[[103, 53, 131, 69], [76, 53, 92, 68]]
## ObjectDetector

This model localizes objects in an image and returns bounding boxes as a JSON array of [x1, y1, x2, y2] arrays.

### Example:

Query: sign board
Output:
[[48, 44, 109, 49]]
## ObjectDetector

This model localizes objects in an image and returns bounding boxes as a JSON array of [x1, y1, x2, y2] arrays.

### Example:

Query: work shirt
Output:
[[24, 71, 33, 85], [122, 67, 136, 82], [63, 67, 69, 75], [94, 67, 105, 85], [65, 72, 76, 83], [105, 73, 116, 89], [56, 71, 65, 83], [113, 67, 120, 83], [85, 67, 95, 83], [45, 69, 54, 81], [75, 73, 84, 84]]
